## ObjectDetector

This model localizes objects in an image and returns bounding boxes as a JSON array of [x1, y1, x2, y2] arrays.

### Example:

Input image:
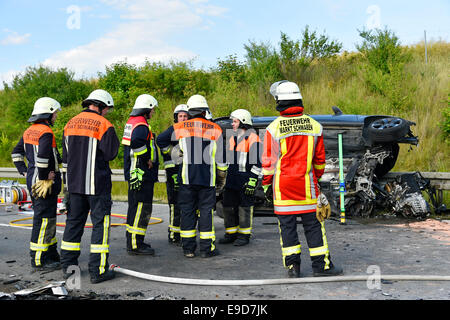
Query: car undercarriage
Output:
[[215, 107, 443, 220]]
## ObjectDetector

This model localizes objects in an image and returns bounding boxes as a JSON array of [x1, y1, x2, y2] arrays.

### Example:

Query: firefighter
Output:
[[11, 97, 62, 271], [156, 104, 189, 246], [158, 95, 228, 258], [261, 80, 343, 278], [219, 109, 262, 246], [60, 89, 119, 284], [122, 94, 159, 255]]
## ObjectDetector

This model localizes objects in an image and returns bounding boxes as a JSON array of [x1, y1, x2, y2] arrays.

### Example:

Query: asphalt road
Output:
[[1, 201, 450, 303]]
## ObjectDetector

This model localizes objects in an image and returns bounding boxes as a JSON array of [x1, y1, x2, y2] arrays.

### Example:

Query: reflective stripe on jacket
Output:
[[122, 115, 158, 182], [12, 123, 61, 193], [63, 109, 119, 195], [225, 130, 262, 190], [261, 113, 326, 215], [173, 117, 227, 187]]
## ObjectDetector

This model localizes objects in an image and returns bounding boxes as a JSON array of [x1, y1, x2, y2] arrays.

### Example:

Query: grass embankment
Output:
[[1, 41, 449, 206]]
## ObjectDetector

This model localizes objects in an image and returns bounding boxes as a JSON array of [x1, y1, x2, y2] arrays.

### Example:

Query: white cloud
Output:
[[195, 4, 229, 17], [42, 0, 228, 78], [0, 69, 21, 89], [1, 29, 31, 45]]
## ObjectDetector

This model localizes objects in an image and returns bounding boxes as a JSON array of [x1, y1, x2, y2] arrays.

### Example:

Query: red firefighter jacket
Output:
[[261, 108, 326, 215], [122, 115, 159, 182]]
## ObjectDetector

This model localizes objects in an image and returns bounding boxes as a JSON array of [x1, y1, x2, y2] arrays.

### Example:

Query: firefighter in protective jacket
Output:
[[60, 89, 119, 284], [219, 109, 262, 246], [156, 104, 189, 245], [12, 97, 62, 271], [261, 80, 343, 278], [158, 95, 228, 258], [122, 94, 159, 255]]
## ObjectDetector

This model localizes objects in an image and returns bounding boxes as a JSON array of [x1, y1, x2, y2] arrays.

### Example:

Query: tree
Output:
[[279, 26, 343, 68], [4, 65, 94, 121], [356, 27, 411, 75], [216, 54, 247, 83], [244, 40, 282, 87]]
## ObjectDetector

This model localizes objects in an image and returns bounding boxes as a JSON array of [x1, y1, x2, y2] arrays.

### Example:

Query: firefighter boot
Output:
[[218, 233, 237, 244], [313, 264, 344, 277], [168, 232, 181, 246], [32, 260, 61, 272], [287, 263, 301, 278], [90, 269, 115, 284], [127, 242, 155, 256], [233, 234, 250, 246], [201, 249, 221, 258]]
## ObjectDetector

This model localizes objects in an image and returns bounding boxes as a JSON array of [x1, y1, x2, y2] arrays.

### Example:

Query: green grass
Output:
[[111, 181, 168, 203]]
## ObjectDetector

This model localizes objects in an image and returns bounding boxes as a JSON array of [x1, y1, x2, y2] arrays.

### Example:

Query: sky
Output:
[[0, 0, 449, 88]]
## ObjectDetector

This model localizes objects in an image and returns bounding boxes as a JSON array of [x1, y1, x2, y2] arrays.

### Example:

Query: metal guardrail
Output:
[[0, 167, 167, 183], [1, 168, 449, 189], [110, 169, 166, 182]]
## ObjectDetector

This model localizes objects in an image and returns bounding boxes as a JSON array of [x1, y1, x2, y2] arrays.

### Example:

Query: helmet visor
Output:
[[269, 80, 288, 99]]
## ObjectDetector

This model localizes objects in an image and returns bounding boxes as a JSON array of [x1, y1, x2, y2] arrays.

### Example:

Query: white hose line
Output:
[[110, 265, 450, 286]]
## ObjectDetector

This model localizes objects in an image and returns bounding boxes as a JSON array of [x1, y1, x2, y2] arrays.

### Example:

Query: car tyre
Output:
[[368, 117, 410, 143]]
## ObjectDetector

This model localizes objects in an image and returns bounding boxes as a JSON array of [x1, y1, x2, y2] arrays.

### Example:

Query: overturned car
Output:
[[214, 106, 433, 219]]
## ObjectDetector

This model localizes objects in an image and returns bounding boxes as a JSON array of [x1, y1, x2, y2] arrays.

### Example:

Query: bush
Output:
[[98, 61, 140, 96], [443, 94, 450, 143], [356, 27, 413, 111], [215, 54, 247, 83], [356, 27, 411, 75], [3, 65, 95, 122], [244, 40, 282, 89]]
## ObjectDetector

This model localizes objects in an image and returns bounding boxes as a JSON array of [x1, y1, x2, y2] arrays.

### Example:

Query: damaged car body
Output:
[[214, 106, 436, 219]]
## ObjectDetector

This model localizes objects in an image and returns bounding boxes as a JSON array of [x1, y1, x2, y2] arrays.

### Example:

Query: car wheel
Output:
[[367, 117, 410, 143]]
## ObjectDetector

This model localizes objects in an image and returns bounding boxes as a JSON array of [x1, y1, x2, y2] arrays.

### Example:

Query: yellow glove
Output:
[[32, 180, 53, 199], [316, 193, 331, 222]]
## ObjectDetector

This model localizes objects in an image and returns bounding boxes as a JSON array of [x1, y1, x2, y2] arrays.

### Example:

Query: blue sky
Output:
[[1, 0, 449, 87]]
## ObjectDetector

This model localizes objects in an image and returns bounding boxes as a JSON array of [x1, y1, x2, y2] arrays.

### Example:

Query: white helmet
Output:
[[28, 97, 61, 123], [174, 104, 188, 115], [230, 109, 252, 126], [269, 80, 302, 101], [186, 94, 209, 116], [82, 89, 114, 109], [173, 104, 189, 122], [130, 94, 157, 116]]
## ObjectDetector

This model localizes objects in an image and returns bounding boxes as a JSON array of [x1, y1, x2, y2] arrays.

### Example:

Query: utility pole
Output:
[[424, 30, 428, 64]]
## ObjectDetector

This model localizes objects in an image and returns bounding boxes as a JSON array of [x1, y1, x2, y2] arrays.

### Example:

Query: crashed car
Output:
[[214, 106, 430, 219]]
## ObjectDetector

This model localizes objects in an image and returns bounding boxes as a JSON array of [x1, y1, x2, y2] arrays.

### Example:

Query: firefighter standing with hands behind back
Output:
[[60, 89, 119, 284], [219, 109, 262, 246], [122, 94, 159, 255], [261, 80, 343, 278], [11, 97, 62, 271]]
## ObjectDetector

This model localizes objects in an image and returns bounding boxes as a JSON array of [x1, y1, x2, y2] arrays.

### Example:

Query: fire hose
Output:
[[9, 213, 163, 228], [109, 265, 450, 286]]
